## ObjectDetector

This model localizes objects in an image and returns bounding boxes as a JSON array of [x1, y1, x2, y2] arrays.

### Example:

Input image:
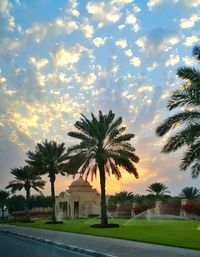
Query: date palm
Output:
[[0, 190, 10, 220], [156, 45, 200, 178], [180, 186, 200, 200], [147, 182, 170, 199], [6, 166, 45, 211], [63, 110, 139, 227], [26, 140, 66, 222], [112, 191, 134, 204]]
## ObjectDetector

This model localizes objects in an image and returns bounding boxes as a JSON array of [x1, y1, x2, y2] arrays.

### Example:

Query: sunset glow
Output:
[[0, 0, 200, 196]]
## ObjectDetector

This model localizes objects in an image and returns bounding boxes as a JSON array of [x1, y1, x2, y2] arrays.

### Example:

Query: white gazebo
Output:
[[55, 177, 100, 220]]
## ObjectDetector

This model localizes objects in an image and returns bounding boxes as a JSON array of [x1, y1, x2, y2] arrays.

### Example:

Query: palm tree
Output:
[[180, 186, 200, 200], [63, 110, 139, 227], [111, 191, 134, 204], [0, 190, 10, 220], [155, 45, 200, 179], [6, 166, 45, 212], [26, 140, 66, 222], [147, 182, 170, 199]]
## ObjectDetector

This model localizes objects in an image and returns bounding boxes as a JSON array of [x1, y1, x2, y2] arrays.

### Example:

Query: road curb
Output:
[[2, 230, 117, 257]]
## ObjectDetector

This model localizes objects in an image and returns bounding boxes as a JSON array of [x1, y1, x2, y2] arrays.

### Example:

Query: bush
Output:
[[182, 202, 200, 215], [160, 197, 181, 215], [133, 205, 149, 215]]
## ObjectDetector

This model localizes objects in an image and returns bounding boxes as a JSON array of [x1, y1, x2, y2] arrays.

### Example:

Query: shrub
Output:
[[160, 197, 181, 215], [182, 202, 200, 215], [133, 205, 149, 215]]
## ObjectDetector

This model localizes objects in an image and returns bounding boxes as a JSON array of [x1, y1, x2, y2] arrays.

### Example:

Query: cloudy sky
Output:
[[0, 0, 200, 197]]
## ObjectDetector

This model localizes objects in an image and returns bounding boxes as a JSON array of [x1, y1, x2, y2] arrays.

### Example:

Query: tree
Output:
[[6, 166, 45, 212], [63, 110, 139, 227], [110, 191, 134, 204], [0, 190, 10, 220], [6, 195, 26, 213], [180, 186, 200, 200], [29, 195, 53, 209], [147, 183, 170, 199], [26, 140, 66, 222], [156, 45, 200, 179]]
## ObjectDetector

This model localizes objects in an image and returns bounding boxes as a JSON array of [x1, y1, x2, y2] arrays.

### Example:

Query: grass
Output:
[[6, 218, 200, 250]]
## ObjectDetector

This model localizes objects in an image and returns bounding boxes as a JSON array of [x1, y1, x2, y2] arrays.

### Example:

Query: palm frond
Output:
[[167, 86, 200, 110], [192, 45, 200, 61], [156, 111, 200, 136], [180, 140, 200, 171], [177, 67, 200, 83], [161, 124, 200, 153]]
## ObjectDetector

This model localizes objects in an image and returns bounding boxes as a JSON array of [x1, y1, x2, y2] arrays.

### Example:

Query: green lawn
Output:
[[8, 219, 200, 250]]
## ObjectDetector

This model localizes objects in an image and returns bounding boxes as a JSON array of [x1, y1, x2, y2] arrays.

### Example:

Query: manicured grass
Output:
[[8, 219, 200, 250]]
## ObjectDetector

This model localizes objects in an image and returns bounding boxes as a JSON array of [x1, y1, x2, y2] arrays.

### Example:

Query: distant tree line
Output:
[[1, 195, 53, 214]]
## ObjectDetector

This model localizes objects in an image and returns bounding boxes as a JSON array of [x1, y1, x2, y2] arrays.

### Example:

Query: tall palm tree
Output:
[[26, 140, 66, 222], [155, 45, 200, 179], [147, 182, 170, 199], [63, 110, 139, 227], [180, 186, 200, 200], [6, 166, 45, 211], [0, 190, 10, 220]]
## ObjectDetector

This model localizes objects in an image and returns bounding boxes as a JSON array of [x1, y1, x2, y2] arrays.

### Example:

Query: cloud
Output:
[[147, 0, 162, 10], [115, 39, 127, 48], [136, 29, 180, 53], [25, 17, 79, 44], [92, 37, 106, 47], [125, 13, 140, 32], [135, 28, 180, 64], [80, 22, 94, 38], [183, 35, 199, 46], [26, 22, 50, 43], [124, 49, 133, 57], [53, 44, 85, 67], [1, 0, 200, 196], [0, 0, 15, 34], [66, 0, 80, 17], [0, 37, 20, 54], [86, 1, 121, 23], [80, 72, 97, 89], [29, 57, 49, 70], [55, 17, 78, 33], [176, 0, 200, 7], [130, 57, 141, 67], [182, 56, 197, 66], [180, 14, 200, 29], [165, 54, 180, 66]]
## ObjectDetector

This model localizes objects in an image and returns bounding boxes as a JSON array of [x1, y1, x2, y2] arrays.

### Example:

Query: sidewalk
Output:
[[0, 224, 199, 257]]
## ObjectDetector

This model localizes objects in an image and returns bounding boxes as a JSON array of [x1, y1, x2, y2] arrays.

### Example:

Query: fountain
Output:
[[123, 200, 189, 226], [123, 208, 189, 225]]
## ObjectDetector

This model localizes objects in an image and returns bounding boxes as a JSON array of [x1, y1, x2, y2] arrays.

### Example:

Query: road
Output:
[[0, 232, 92, 257], [1, 225, 200, 257]]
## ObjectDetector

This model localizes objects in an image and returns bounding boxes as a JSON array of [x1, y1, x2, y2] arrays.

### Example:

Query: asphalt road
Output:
[[0, 232, 92, 257]]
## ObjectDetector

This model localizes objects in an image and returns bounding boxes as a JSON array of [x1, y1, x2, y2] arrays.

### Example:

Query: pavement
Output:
[[0, 232, 92, 257], [0, 224, 200, 257]]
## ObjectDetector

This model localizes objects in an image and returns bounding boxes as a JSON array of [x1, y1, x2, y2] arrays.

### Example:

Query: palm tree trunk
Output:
[[50, 176, 56, 222], [2, 204, 4, 220], [26, 189, 30, 219], [99, 163, 108, 226]]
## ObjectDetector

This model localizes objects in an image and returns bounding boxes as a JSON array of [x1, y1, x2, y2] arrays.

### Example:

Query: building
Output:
[[55, 177, 100, 220]]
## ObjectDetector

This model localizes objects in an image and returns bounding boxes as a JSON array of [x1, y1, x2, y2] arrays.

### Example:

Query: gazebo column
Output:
[[131, 202, 136, 217], [155, 200, 161, 217], [180, 198, 188, 217]]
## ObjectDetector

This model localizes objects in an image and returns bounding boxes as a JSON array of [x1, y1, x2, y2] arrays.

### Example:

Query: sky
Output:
[[0, 0, 200, 197]]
